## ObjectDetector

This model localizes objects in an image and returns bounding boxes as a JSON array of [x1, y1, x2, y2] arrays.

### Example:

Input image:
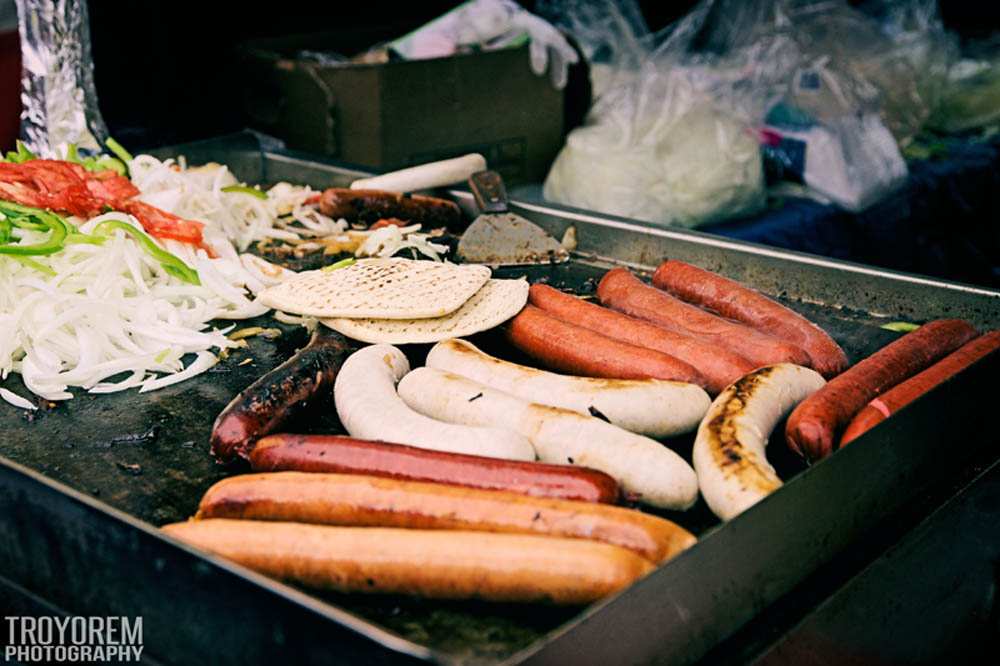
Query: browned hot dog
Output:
[[209, 330, 352, 463], [839, 330, 1000, 446], [318, 188, 461, 228], [505, 304, 709, 387], [162, 519, 654, 604], [250, 434, 620, 503], [528, 283, 754, 394], [195, 472, 694, 563], [786, 319, 979, 460], [652, 260, 849, 378], [597, 268, 811, 369]]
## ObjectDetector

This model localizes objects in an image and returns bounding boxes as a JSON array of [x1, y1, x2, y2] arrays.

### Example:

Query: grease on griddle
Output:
[[115, 461, 143, 476], [110, 425, 159, 445]]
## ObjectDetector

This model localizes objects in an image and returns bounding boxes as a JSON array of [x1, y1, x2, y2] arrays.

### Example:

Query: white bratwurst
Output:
[[693, 363, 825, 521], [426, 338, 710, 438], [334, 345, 535, 461], [398, 367, 699, 511]]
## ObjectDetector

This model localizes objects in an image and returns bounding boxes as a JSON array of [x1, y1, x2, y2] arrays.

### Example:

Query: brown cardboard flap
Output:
[[241, 36, 566, 183]]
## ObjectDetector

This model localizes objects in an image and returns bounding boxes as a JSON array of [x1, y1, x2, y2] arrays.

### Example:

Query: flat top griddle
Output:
[[2, 135, 999, 665]]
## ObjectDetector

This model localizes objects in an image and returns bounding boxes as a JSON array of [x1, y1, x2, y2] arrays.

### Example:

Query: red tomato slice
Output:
[[1, 159, 210, 252]]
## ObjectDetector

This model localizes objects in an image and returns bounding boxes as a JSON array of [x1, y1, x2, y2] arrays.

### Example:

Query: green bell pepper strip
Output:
[[105, 137, 133, 165], [94, 156, 127, 176], [6, 215, 48, 232], [0, 206, 67, 256], [4, 141, 36, 164], [66, 232, 107, 246], [321, 257, 356, 272], [93, 220, 201, 285], [10, 255, 56, 276], [221, 184, 268, 200], [880, 321, 920, 333]]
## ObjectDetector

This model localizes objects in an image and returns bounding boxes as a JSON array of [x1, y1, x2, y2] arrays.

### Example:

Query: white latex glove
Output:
[[393, 0, 578, 90], [505, 2, 579, 89]]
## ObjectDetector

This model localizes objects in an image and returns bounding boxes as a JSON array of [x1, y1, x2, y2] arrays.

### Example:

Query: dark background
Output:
[[87, 1, 1000, 149]]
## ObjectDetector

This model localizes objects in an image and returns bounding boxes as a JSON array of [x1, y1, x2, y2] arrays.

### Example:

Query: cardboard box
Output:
[[241, 32, 566, 185]]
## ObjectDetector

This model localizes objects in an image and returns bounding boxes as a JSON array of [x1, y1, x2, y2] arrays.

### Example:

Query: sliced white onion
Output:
[[139, 352, 218, 393], [1, 387, 37, 410]]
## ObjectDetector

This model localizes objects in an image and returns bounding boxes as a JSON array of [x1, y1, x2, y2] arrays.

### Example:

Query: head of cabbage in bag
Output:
[[543, 77, 765, 228]]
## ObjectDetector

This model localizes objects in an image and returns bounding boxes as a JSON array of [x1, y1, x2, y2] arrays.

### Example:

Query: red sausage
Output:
[[210, 331, 352, 463], [505, 304, 709, 388], [528, 284, 754, 394], [652, 260, 848, 378], [318, 188, 461, 229], [786, 319, 979, 461], [249, 434, 621, 504], [597, 268, 811, 369], [840, 331, 1000, 446]]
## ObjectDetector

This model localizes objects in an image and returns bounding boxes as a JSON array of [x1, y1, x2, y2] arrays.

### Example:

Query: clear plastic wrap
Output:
[[542, 0, 957, 219], [541, 0, 767, 228], [929, 37, 1000, 134], [15, 0, 107, 156]]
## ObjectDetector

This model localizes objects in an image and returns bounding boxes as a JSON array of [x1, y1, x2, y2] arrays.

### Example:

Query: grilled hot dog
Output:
[[597, 268, 811, 369], [505, 304, 709, 387], [195, 472, 694, 563], [786, 319, 978, 461], [652, 260, 848, 378], [210, 330, 352, 463], [840, 330, 1000, 446], [162, 520, 653, 604], [250, 434, 620, 503], [528, 283, 754, 394]]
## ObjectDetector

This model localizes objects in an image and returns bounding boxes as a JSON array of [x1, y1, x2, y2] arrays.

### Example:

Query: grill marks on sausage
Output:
[[704, 367, 781, 493]]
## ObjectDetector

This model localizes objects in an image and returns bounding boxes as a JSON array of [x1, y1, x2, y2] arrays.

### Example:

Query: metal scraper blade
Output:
[[457, 212, 570, 267]]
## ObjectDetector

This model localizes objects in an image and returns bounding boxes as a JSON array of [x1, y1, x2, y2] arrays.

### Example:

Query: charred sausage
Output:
[[318, 188, 461, 228], [210, 330, 352, 463]]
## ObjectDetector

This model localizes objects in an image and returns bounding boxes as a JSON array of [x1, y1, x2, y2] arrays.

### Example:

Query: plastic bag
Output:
[[928, 38, 1000, 134], [542, 0, 956, 218], [541, 0, 767, 228]]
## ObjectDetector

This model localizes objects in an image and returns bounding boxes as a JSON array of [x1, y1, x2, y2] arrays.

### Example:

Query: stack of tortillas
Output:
[[257, 258, 529, 343]]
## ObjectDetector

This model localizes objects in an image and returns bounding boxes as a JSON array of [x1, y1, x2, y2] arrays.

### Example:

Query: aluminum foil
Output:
[[16, 0, 107, 156]]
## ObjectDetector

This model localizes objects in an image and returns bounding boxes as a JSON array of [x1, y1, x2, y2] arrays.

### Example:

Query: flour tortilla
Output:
[[322, 279, 529, 344], [256, 258, 491, 319]]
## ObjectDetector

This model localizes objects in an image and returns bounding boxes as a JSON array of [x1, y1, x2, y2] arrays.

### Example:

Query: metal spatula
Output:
[[457, 170, 569, 266]]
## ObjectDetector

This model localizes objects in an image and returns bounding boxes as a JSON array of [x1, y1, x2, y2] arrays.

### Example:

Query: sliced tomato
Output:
[[370, 217, 410, 230], [118, 200, 212, 253], [85, 170, 140, 201], [1, 158, 212, 253]]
